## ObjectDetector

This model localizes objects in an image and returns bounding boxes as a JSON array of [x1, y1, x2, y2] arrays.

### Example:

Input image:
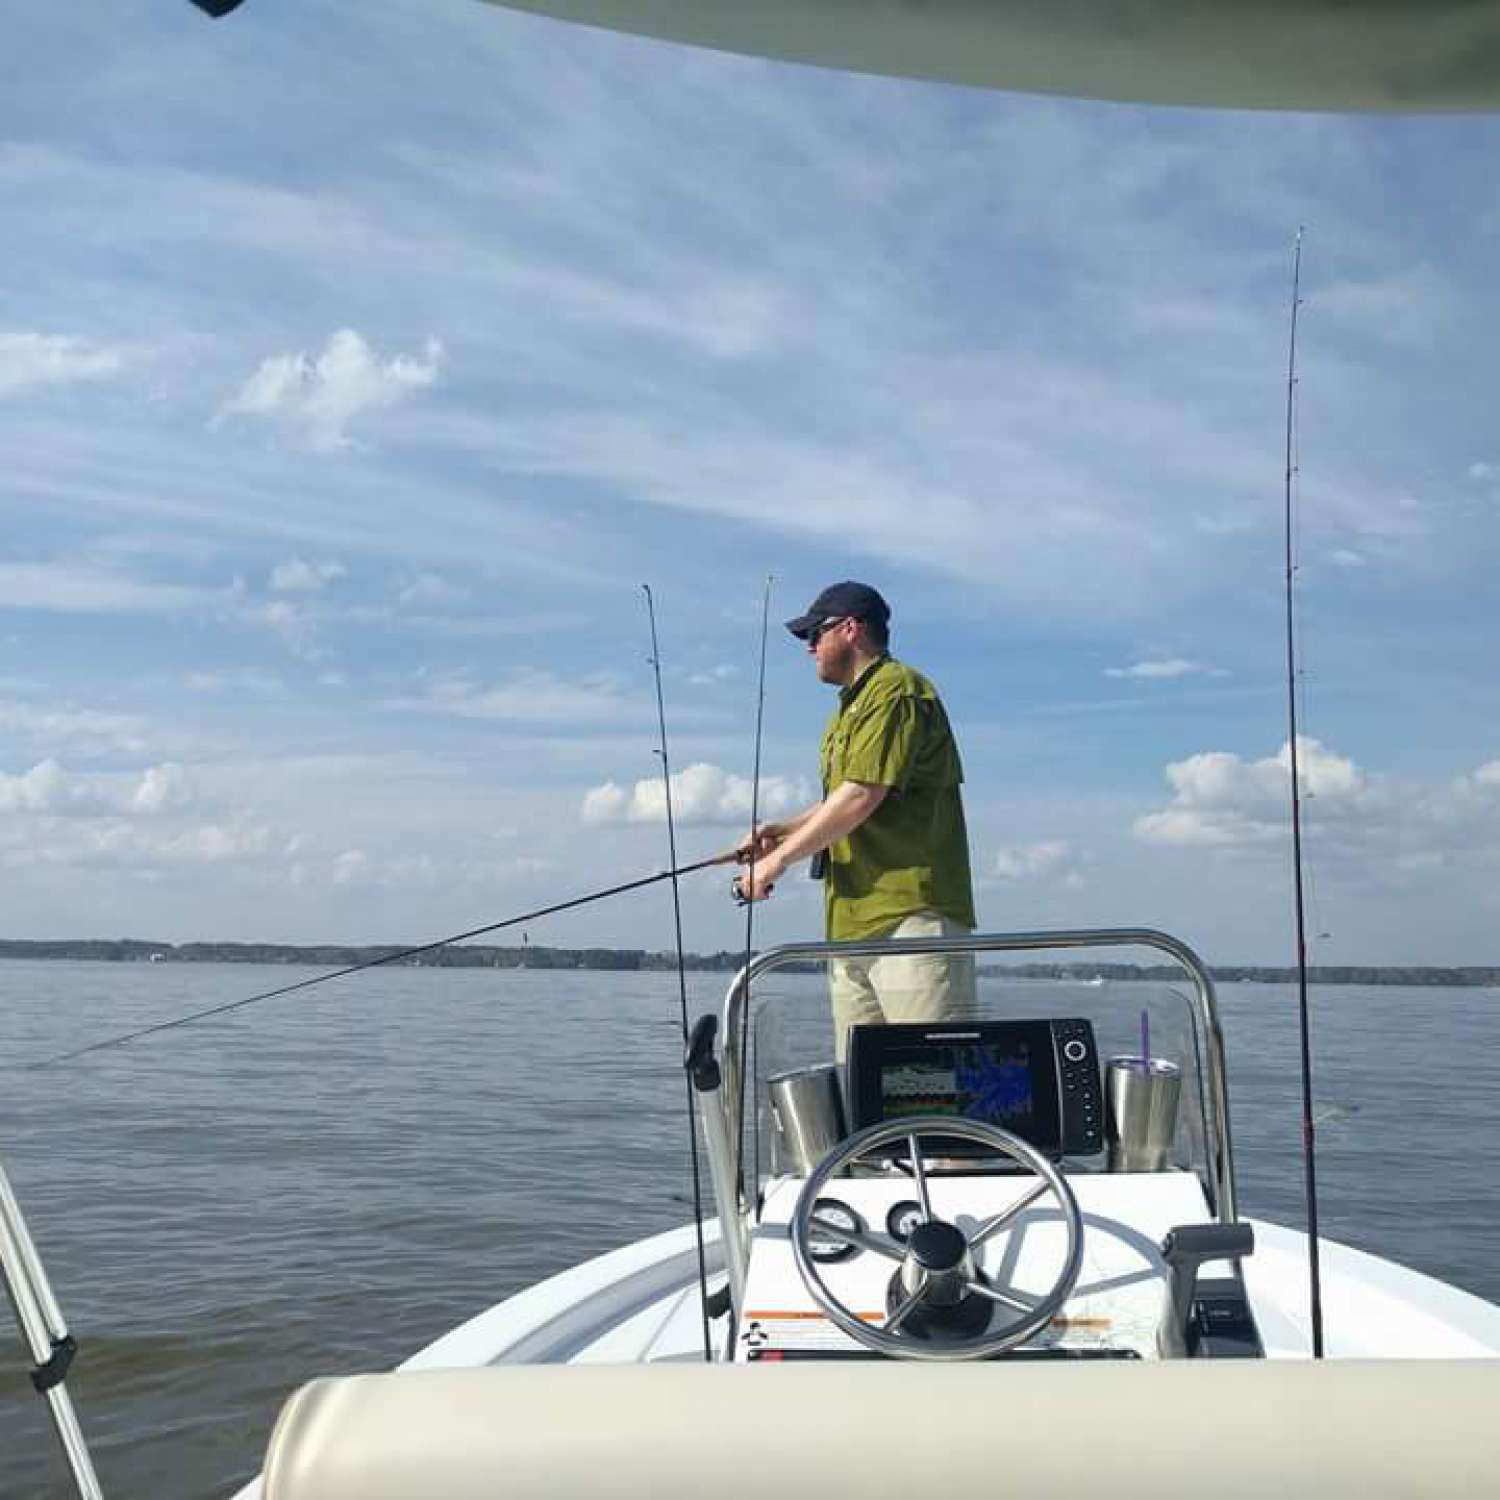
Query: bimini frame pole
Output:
[[1, 1158, 104, 1499]]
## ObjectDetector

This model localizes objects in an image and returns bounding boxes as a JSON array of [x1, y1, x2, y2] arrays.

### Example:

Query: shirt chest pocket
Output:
[[822, 721, 856, 789]]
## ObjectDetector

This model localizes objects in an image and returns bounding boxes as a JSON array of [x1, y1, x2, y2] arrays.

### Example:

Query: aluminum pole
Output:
[[1, 1160, 105, 1500]]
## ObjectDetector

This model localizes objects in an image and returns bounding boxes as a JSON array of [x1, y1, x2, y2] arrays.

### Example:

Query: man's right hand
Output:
[[735, 822, 787, 863]]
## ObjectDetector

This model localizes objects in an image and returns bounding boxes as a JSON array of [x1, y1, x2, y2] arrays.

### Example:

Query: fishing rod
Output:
[[31, 849, 741, 1070], [643, 585, 713, 1362], [735, 578, 773, 1202], [1283, 226, 1326, 1359]]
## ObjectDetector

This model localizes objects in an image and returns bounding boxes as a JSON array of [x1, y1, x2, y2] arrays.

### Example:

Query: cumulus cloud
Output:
[[270, 558, 347, 593], [581, 762, 809, 827], [0, 760, 200, 818], [214, 328, 444, 451], [130, 763, 198, 815], [0, 760, 110, 815], [0, 759, 279, 872], [0, 331, 128, 399], [1134, 738, 1367, 848], [1125, 737, 1500, 884], [1103, 658, 1223, 681], [992, 840, 1082, 886]]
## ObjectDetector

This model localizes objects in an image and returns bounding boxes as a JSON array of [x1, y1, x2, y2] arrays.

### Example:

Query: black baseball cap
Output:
[[785, 581, 891, 640]]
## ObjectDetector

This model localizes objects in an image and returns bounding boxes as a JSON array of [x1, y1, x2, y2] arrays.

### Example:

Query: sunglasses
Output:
[[807, 616, 850, 646]]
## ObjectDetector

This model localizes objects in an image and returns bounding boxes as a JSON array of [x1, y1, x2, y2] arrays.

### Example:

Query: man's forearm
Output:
[[774, 804, 822, 839], [770, 782, 886, 870]]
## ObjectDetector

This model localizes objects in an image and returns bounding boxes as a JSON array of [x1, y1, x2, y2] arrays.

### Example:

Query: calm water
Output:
[[2, 960, 1498, 1497]]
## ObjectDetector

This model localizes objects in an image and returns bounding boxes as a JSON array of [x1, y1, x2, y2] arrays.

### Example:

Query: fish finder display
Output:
[[846, 1020, 1097, 1158], [880, 1044, 1034, 1134]]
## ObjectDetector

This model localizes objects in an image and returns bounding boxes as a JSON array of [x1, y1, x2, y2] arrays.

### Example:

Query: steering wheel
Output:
[[789, 1115, 1084, 1361]]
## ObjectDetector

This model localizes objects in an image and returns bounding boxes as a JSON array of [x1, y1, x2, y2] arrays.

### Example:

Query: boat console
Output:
[[710, 928, 1261, 1363]]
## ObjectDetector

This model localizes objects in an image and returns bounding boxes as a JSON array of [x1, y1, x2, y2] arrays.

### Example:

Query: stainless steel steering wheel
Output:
[[790, 1115, 1084, 1361]]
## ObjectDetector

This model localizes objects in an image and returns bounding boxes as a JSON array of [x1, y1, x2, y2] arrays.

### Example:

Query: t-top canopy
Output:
[[481, 0, 1500, 112]]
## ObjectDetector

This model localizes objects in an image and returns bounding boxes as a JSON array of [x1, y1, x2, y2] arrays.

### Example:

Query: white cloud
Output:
[[1103, 658, 1220, 681], [580, 782, 630, 825], [130, 762, 197, 815], [0, 760, 108, 815], [1134, 738, 1376, 850], [257, 599, 326, 660], [0, 756, 278, 876], [150, 820, 274, 864], [0, 331, 128, 398], [1328, 549, 1368, 568], [1468, 462, 1496, 483], [270, 557, 347, 592], [687, 663, 740, 687], [1125, 744, 1500, 947], [0, 698, 152, 754], [0, 562, 207, 614], [0, 760, 202, 818], [581, 761, 809, 826], [992, 840, 1080, 884], [398, 572, 469, 607], [400, 671, 628, 724], [214, 329, 444, 451]]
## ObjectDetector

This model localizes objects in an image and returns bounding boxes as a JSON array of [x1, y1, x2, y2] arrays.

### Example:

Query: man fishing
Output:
[[737, 581, 978, 1060]]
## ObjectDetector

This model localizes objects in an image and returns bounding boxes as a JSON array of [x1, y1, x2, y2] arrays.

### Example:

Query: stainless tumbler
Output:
[[768, 1065, 846, 1175], [1105, 1057, 1182, 1172]]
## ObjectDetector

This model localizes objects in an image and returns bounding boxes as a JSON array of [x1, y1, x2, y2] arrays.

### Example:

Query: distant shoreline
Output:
[[0, 939, 1495, 986]]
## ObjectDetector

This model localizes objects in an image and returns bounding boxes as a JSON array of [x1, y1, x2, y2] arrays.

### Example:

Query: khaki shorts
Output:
[[829, 911, 978, 1063]]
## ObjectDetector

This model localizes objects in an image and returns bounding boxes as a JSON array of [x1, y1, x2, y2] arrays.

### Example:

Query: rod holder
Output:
[[685, 1014, 748, 1319]]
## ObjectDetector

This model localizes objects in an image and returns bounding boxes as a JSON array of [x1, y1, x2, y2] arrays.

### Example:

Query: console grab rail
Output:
[[715, 928, 1237, 1293]]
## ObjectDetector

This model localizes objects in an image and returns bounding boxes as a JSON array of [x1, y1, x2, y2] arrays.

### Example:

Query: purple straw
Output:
[[1140, 1009, 1151, 1068]]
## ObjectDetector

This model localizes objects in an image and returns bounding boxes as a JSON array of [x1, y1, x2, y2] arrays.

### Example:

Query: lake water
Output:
[[2, 959, 1498, 1498]]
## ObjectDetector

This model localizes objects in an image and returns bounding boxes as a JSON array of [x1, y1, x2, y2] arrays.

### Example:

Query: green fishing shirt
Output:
[[819, 656, 976, 941]]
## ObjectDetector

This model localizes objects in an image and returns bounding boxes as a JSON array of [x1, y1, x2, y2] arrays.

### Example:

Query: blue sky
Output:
[[3, 0, 1498, 964]]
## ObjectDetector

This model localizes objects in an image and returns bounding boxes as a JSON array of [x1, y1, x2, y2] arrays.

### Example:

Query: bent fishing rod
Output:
[[33, 848, 742, 1069]]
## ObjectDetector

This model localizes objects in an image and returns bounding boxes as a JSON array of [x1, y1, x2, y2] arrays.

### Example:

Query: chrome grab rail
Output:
[[1, 1156, 104, 1499], [715, 928, 1238, 1300]]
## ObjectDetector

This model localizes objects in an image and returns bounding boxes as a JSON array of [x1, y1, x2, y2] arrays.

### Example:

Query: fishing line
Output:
[[1283, 226, 1326, 1358], [30, 850, 738, 1070], [643, 585, 713, 1361], [736, 577, 773, 1208]]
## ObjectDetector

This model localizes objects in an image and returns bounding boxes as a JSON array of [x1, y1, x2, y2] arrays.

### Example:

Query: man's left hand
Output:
[[736, 855, 783, 903]]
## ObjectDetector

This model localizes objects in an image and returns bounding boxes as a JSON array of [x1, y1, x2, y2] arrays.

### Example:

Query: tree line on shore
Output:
[[0, 938, 1496, 986]]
